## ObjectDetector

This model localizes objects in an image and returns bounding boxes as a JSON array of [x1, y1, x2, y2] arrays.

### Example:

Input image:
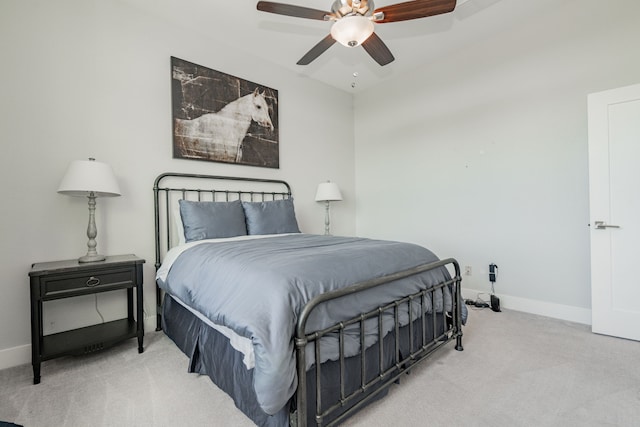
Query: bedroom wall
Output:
[[354, 0, 640, 323], [0, 0, 355, 368]]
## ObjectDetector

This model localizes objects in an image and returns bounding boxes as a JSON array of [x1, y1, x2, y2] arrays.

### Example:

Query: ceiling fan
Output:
[[256, 0, 457, 66]]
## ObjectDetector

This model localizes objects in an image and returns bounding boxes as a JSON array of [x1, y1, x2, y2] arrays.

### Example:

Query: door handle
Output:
[[594, 221, 620, 229]]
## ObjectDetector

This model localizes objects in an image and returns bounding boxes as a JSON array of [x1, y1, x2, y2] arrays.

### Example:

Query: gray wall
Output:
[[0, 0, 356, 367], [354, 0, 640, 322]]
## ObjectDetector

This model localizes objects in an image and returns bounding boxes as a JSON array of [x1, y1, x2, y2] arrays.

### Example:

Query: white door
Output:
[[588, 83, 640, 341]]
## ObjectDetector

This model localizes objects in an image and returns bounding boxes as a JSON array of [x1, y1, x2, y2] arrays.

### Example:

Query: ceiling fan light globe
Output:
[[330, 15, 374, 48]]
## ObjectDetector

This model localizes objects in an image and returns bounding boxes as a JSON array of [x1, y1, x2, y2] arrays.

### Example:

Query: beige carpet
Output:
[[1, 308, 639, 426]]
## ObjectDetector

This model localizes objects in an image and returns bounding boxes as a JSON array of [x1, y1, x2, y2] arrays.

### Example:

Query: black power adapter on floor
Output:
[[490, 294, 501, 312], [488, 263, 501, 312]]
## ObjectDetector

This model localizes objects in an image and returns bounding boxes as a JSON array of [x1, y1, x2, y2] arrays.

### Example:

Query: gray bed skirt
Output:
[[161, 294, 446, 426]]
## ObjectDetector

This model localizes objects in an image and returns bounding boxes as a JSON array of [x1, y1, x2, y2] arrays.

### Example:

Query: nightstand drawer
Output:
[[42, 268, 135, 297]]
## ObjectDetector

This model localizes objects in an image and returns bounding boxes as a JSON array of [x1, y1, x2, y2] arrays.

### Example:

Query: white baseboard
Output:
[[462, 288, 592, 325], [0, 343, 31, 371], [144, 315, 158, 332], [0, 316, 162, 371]]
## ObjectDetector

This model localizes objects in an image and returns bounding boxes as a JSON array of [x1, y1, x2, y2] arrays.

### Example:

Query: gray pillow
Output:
[[179, 199, 247, 242], [242, 198, 300, 235]]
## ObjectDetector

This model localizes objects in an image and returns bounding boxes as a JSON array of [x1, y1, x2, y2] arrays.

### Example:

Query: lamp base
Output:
[[324, 200, 331, 235], [79, 192, 106, 264], [78, 254, 106, 263]]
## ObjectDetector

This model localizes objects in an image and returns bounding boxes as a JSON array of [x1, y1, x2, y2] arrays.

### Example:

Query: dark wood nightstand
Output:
[[28, 254, 145, 384]]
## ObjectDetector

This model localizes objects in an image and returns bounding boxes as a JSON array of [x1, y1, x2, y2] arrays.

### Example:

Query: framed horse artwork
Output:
[[171, 57, 279, 168]]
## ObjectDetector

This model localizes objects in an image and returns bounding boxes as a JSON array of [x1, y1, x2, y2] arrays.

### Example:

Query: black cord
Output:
[[465, 294, 490, 309]]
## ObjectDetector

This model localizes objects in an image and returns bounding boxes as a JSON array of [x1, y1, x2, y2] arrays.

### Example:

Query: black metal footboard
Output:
[[294, 258, 463, 427]]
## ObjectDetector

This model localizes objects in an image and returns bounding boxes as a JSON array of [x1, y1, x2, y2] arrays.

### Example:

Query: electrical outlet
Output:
[[464, 266, 472, 276]]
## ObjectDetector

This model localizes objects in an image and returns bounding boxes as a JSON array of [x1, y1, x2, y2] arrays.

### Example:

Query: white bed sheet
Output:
[[169, 293, 256, 369]]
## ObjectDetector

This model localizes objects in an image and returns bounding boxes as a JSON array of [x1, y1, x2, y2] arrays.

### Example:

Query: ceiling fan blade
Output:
[[297, 34, 337, 65], [373, 0, 456, 23], [361, 32, 395, 66], [257, 1, 332, 20]]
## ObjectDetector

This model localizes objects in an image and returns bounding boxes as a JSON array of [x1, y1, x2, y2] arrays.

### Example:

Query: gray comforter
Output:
[[158, 234, 465, 415]]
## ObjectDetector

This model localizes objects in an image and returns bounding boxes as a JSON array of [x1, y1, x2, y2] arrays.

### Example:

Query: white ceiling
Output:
[[122, 0, 555, 93]]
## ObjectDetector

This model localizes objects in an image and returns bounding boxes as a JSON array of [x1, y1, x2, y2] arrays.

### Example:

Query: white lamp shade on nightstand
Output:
[[315, 182, 343, 202], [58, 158, 121, 197]]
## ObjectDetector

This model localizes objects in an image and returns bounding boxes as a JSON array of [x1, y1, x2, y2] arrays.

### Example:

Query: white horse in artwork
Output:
[[174, 88, 274, 162]]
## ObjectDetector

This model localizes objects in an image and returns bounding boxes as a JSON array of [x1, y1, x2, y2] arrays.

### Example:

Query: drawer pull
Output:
[[86, 276, 100, 287]]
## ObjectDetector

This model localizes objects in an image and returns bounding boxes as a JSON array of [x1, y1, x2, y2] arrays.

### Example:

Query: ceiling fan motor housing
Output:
[[332, 0, 374, 16]]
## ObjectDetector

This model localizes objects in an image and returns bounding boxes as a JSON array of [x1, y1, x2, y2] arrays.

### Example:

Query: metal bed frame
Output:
[[153, 172, 464, 427]]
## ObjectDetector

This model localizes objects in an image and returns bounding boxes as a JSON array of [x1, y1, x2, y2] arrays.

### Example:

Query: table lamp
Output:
[[315, 181, 342, 235], [58, 158, 121, 262]]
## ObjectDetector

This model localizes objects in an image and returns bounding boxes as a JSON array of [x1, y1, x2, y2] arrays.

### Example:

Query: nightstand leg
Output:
[[136, 264, 144, 353], [33, 363, 41, 385], [30, 280, 43, 385]]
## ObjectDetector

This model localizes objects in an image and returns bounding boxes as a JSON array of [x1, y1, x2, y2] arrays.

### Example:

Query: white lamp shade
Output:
[[315, 182, 343, 202], [58, 159, 121, 197], [331, 15, 374, 48]]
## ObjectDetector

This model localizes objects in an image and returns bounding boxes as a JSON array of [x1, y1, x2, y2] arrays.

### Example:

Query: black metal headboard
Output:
[[153, 172, 292, 269], [153, 173, 292, 330]]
